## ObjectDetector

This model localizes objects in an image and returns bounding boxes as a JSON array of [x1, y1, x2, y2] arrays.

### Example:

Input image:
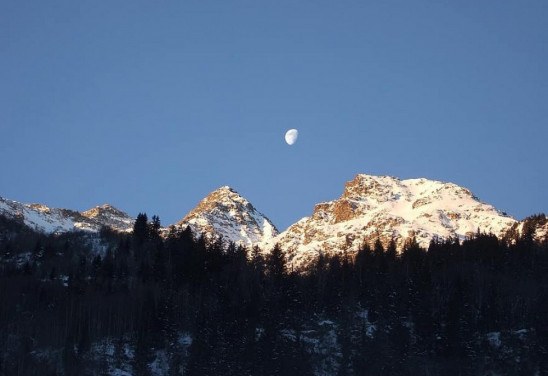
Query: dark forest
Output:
[[1, 213, 547, 375]]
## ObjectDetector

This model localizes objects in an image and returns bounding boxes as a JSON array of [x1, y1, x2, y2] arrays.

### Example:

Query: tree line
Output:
[[0, 213, 547, 375]]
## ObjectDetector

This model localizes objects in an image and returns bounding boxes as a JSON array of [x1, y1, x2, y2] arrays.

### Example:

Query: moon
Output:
[[285, 129, 298, 145]]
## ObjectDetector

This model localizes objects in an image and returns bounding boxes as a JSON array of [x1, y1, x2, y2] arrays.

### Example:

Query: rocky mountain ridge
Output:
[[1, 175, 546, 267], [175, 186, 278, 247], [0, 197, 134, 233], [260, 175, 520, 267]]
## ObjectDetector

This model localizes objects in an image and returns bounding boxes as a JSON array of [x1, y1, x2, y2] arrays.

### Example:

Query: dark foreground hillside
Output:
[[1, 213, 547, 375]]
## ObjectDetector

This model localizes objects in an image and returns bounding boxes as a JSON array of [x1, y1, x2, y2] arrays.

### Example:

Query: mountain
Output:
[[176, 186, 278, 247], [0, 197, 134, 234], [2, 175, 539, 265], [261, 174, 517, 267], [81, 204, 135, 232]]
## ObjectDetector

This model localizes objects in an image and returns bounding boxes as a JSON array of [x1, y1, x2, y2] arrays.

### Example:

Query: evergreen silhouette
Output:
[[0, 211, 547, 375]]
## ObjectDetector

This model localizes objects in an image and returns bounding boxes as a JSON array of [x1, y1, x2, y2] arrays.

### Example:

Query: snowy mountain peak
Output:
[[341, 174, 475, 202], [177, 186, 278, 247], [263, 174, 517, 268], [0, 197, 134, 234], [82, 204, 129, 219], [81, 204, 134, 232], [183, 187, 254, 217]]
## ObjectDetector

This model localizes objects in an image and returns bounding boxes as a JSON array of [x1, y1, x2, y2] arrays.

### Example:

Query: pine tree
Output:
[[149, 215, 161, 240], [133, 213, 149, 244], [266, 244, 286, 281]]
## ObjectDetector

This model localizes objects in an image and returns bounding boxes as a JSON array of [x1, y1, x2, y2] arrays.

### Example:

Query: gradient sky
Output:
[[1, 0, 547, 230]]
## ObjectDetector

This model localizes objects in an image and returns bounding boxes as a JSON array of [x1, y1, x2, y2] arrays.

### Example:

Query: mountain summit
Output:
[[81, 204, 134, 232], [3, 174, 544, 268], [177, 186, 278, 247], [0, 197, 134, 233], [262, 174, 517, 267]]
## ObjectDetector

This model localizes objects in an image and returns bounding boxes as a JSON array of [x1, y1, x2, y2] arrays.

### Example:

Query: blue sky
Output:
[[1, 0, 547, 230]]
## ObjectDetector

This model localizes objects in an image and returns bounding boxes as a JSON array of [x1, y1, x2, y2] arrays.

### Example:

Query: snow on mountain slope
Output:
[[261, 174, 517, 267], [0, 197, 134, 234], [176, 186, 278, 247], [1, 174, 535, 263], [81, 204, 135, 232]]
